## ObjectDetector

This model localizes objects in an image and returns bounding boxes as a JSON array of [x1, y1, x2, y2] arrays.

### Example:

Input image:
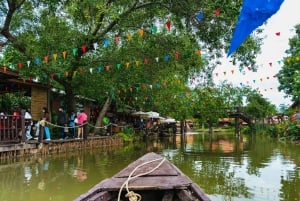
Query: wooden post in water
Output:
[[235, 107, 241, 137]]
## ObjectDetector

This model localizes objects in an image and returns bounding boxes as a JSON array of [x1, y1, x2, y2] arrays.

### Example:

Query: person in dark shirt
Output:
[[57, 107, 67, 139]]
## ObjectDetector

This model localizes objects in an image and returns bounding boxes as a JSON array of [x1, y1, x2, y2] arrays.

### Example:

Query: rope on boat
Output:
[[117, 157, 166, 201]]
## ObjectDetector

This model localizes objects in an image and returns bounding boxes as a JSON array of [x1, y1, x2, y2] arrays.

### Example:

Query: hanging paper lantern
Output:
[[231, 69, 234, 74], [223, 71, 226, 75], [175, 52, 180, 59], [73, 71, 77, 76], [253, 80, 256, 83], [89, 68, 93, 74], [247, 66, 251, 70], [155, 57, 159, 62], [80, 69, 85, 74], [166, 21, 171, 30], [269, 62, 272, 67], [50, 73, 55, 79], [105, 65, 110, 71], [125, 62, 130, 68], [65, 71, 69, 77], [163, 82, 167, 87], [72, 48, 78, 56], [196, 49, 201, 55], [27, 61, 30, 67], [98, 66, 103, 72], [215, 73, 218, 77], [135, 60, 140, 66], [275, 32, 280, 36]]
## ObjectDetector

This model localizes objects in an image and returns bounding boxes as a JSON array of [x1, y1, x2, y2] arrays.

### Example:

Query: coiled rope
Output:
[[117, 157, 166, 201]]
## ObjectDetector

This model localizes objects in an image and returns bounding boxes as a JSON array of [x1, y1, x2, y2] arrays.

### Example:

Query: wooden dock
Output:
[[0, 136, 123, 159]]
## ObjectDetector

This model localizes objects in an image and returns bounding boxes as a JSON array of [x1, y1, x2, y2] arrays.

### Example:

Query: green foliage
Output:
[[0, 92, 31, 113], [0, 0, 264, 115], [115, 132, 133, 142], [267, 121, 300, 141], [243, 92, 277, 120], [278, 24, 300, 103]]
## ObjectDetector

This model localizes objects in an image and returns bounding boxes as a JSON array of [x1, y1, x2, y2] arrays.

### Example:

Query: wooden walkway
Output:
[[0, 136, 123, 159]]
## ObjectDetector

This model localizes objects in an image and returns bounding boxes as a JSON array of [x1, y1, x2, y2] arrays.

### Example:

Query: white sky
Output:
[[213, 0, 300, 108]]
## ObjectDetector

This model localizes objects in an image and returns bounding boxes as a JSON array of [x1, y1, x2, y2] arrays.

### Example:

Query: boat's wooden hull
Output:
[[74, 152, 211, 201]]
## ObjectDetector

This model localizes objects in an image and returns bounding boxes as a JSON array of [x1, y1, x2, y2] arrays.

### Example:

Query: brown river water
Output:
[[0, 132, 300, 201]]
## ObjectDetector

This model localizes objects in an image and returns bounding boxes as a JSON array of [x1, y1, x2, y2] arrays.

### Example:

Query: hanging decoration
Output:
[[227, 0, 284, 56], [62, 51, 67, 59], [81, 45, 87, 54], [35, 58, 40, 65], [127, 34, 132, 41], [104, 39, 109, 48], [196, 12, 203, 22], [138, 29, 144, 37], [72, 48, 78, 56], [166, 21, 171, 31], [152, 25, 157, 34], [214, 9, 220, 17], [53, 53, 58, 61], [44, 56, 49, 63]]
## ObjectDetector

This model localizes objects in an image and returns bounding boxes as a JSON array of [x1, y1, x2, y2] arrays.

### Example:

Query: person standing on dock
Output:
[[24, 108, 33, 140], [57, 107, 67, 139], [68, 111, 76, 138], [77, 109, 87, 139]]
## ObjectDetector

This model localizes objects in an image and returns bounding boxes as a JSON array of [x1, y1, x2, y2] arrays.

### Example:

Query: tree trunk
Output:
[[64, 83, 76, 112], [93, 97, 111, 134]]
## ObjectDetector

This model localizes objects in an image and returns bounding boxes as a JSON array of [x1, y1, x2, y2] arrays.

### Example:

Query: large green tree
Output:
[[0, 0, 264, 128], [277, 24, 300, 103]]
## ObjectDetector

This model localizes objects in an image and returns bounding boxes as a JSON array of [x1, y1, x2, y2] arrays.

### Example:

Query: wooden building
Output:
[[0, 67, 50, 121]]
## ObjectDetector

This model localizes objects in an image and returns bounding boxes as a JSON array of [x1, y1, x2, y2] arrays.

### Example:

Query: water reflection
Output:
[[1, 133, 300, 201]]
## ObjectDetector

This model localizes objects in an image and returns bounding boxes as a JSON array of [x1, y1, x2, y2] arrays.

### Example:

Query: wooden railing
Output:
[[0, 115, 26, 144]]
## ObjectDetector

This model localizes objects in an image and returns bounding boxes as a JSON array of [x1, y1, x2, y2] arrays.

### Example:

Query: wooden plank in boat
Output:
[[97, 175, 192, 191], [114, 152, 179, 178]]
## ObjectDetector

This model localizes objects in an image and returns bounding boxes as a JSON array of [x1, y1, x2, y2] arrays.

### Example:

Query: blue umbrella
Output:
[[227, 0, 285, 57]]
